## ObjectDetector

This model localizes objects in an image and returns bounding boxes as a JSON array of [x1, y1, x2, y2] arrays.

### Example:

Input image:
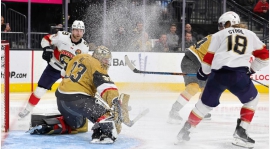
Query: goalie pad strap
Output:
[[97, 115, 107, 122], [56, 116, 71, 134], [42, 116, 71, 134]]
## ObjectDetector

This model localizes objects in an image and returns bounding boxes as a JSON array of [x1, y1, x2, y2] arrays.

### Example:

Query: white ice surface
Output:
[[2, 92, 269, 149]]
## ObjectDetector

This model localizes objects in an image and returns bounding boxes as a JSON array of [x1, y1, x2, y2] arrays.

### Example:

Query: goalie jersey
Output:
[[58, 54, 119, 107], [41, 31, 89, 71], [202, 27, 269, 74]]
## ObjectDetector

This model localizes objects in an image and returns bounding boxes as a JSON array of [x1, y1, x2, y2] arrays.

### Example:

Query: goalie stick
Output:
[[124, 55, 196, 76], [95, 93, 149, 127], [123, 108, 149, 127]]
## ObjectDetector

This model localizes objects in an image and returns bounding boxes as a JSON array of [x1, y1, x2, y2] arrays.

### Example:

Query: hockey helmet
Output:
[[92, 46, 112, 70], [72, 20, 85, 32], [218, 11, 240, 30]]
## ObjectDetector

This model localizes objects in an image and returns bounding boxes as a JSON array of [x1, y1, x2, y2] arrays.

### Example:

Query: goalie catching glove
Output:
[[42, 46, 53, 63]]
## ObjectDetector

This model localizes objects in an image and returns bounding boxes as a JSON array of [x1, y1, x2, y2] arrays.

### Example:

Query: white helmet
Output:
[[218, 11, 240, 30], [72, 20, 85, 32]]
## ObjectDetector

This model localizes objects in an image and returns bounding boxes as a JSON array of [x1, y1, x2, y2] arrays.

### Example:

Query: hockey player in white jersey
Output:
[[18, 20, 89, 118], [176, 11, 269, 148]]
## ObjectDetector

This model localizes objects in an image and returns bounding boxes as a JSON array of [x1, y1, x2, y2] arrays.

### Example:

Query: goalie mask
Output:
[[92, 46, 112, 70], [218, 11, 240, 30], [72, 20, 85, 33]]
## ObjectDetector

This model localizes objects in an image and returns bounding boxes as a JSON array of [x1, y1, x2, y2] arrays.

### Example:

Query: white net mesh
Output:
[[1, 44, 6, 132], [1, 43, 8, 132]]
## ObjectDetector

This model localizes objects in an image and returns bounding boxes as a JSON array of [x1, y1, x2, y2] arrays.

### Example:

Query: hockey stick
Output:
[[123, 108, 149, 127], [95, 93, 149, 127], [125, 55, 196, 76], [119, 93, 149, 127], [251, 78, 269, 88]]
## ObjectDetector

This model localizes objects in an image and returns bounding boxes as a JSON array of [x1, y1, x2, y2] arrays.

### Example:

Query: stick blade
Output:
[[125, 55, 136, 71], [124, 108, 149, 127]]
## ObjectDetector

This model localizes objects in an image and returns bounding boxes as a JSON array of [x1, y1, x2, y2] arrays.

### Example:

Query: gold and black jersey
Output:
[[58, 53, 119, 107], [188, 35, 212, 62]]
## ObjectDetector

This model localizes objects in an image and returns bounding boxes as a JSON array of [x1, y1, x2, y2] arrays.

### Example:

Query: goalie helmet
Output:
[[218, 11, 240, 30], [72, 20, 85, 32], [92, 46, 112, 70]]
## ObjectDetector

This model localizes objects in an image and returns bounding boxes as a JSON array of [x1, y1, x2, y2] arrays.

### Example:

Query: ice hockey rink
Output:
[[1, 91, 269, 149]]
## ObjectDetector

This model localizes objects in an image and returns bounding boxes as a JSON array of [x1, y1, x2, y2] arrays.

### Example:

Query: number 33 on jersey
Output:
[[59, 53, 117, 97]]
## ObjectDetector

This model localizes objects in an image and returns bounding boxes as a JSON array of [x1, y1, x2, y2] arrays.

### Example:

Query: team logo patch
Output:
[[59, 50, 75, 65], [75, 49, 82, 55]]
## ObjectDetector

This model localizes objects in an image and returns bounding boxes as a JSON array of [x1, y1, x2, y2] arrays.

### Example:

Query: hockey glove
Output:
[[42, 46, 54, 63], [197, 67, 208, 81], [247, 68, 255, 77]]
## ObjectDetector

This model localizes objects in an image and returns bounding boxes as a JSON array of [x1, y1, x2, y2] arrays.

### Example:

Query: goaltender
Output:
[[28, 46, 123, 144]]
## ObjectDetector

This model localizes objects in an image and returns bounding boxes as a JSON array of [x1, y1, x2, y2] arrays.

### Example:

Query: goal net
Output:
[[1, 40, 10, 132]]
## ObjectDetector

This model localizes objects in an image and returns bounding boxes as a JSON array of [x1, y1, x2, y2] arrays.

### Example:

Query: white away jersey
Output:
[[202, 27, 269, 74], [41, 31, 89, 71]]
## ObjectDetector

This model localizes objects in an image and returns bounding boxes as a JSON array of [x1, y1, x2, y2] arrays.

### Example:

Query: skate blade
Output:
[[167, 118, 182, 124], [174, 138, 186, 145], [232, 138, 254, 149], [90, 138, 114, 144], [202, 117, 211, 120]]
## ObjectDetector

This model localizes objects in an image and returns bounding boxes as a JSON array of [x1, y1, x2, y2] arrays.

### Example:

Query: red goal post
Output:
[[1, 40, 10, 132]]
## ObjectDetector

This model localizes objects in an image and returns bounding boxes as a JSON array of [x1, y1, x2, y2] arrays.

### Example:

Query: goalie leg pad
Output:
[[31, 113, 62, 127], [119, 93, 130, 124], [29, 114, 71, 135], [72, 118, 88, 133]]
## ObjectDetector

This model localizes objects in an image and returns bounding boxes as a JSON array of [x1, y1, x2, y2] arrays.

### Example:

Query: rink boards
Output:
[[4, 51, 269, 93]]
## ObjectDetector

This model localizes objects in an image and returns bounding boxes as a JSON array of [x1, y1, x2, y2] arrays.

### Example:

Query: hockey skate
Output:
[[18, 109, 31, 118], [232, 119, 255, 149], [18, 103, 34, 118], [175, 121, 192, 144], [168, 110, 183, 124], [26, 124, 54, 134]]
